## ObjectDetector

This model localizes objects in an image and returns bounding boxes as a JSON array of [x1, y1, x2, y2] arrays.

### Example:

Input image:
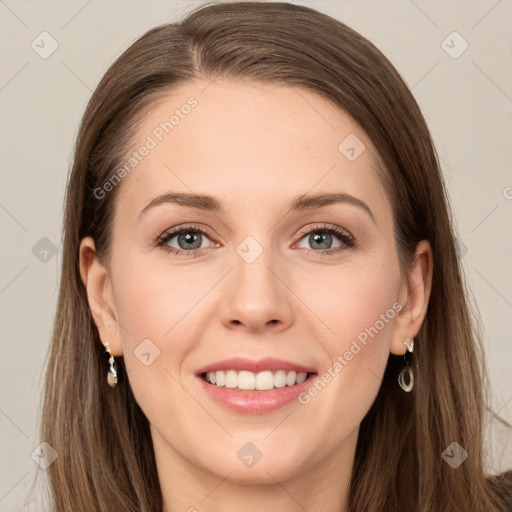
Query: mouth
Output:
[[194, 356, 317, 389], [194, 357, 318, 414]]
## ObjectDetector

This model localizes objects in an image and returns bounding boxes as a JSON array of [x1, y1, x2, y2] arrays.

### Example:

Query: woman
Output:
[[38, 1, 511, 510]]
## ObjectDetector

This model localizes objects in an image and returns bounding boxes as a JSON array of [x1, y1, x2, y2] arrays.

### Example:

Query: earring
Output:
[[104, 342, 118, 388], [398, 339, 414, 393]]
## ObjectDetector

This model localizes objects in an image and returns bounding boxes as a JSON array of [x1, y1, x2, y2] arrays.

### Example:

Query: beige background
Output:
[[1, 0, 511, 509]]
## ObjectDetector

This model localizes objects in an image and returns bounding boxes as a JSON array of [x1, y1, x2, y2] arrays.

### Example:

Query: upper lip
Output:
[[195, 357, 317, 375]]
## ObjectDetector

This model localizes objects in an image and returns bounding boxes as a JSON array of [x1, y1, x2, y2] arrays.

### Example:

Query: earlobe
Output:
[[390, 240, 433, 356], [79, 237, 123, 356]]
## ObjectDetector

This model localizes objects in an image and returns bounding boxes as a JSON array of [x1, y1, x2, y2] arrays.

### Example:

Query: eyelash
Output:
[[155, 223, 356, 258]]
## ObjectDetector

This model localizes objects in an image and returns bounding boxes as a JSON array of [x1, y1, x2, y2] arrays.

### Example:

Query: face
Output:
[[87, 79, 412, 488]]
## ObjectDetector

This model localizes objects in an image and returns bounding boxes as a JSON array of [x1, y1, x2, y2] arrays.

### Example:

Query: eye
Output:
[[156, 222, 356, 258], [294, 224, 355, 255], [156, 224, 216, 257]]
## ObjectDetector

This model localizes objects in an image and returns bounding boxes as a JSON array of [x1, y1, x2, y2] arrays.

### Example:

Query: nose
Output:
[[217, 247, 295, 334]]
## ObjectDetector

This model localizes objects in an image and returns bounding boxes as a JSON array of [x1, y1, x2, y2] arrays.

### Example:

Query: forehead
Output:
[[114, 79, 389, 223]]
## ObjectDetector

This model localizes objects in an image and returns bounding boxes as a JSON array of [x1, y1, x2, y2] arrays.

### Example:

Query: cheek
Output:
[[112, 256, 204, 341], [298, 257, 400, 413], [109, 257, 195, 406], [302, 256, 400, 350]]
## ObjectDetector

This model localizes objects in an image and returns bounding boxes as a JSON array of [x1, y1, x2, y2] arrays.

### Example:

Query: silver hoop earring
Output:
[[104, 342, 118, 388], [398, 364, 414, 392], [398, 339, 414, 393]]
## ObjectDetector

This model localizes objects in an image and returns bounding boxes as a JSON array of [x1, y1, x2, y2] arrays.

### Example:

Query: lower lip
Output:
[[196, 373, 317, 414]]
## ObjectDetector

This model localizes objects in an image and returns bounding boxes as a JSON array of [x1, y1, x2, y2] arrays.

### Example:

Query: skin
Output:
[[80, 79, 432, 512]]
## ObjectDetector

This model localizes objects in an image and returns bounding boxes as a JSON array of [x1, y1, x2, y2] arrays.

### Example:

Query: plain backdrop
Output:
[[1, 1, 511, 510]]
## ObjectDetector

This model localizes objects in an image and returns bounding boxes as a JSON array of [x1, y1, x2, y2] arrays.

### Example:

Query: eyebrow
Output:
[[138, 191, 375, 223]]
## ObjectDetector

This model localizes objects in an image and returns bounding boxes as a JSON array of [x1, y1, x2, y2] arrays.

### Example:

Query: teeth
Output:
[[224, 370, 238, 389], [205, 370, 309, 390], [238, 370, 256, 390], [296, 372, 307, 384]]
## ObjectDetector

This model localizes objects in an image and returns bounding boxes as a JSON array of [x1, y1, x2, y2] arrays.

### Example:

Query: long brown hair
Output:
[[36, 2, 511, 510]]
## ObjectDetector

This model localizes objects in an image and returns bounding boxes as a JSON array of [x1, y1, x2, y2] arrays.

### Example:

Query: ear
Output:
[[390, 239, 433, 356], [79, 236, 123, 356]]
